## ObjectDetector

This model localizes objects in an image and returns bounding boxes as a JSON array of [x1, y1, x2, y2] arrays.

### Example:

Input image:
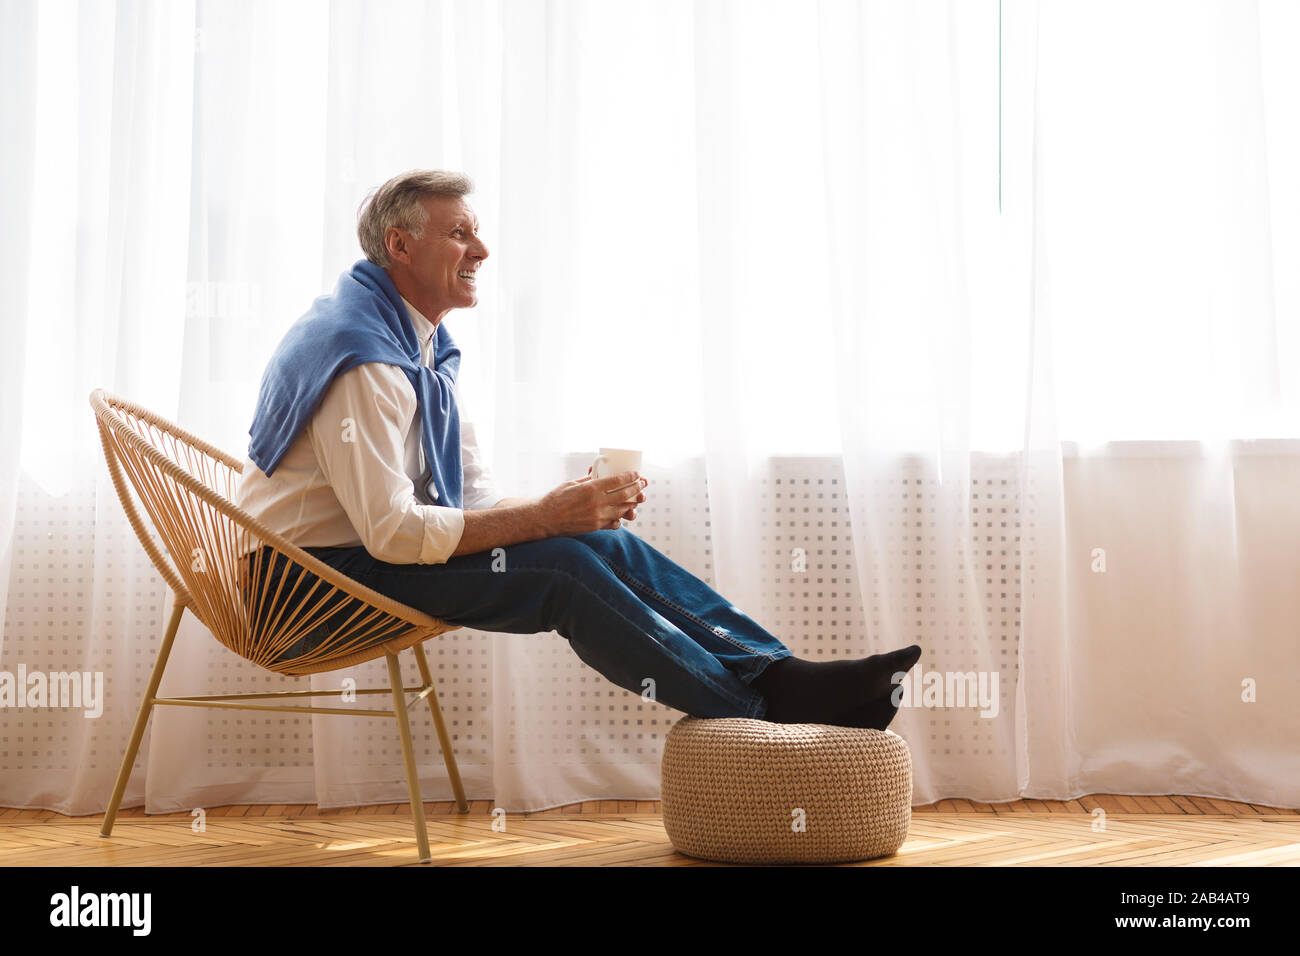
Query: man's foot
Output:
[[829, 690, 902, 731], [753, 644, 921, 725]]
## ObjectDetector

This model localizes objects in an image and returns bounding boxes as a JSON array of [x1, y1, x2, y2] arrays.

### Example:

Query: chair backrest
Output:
[[89, 388, 458, 674]]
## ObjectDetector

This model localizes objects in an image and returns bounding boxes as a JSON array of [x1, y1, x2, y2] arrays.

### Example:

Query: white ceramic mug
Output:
[[591, 447, 643, 482]]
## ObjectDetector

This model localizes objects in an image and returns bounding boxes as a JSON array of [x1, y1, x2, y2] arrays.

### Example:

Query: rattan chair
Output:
[[89, 388, 468, 863]]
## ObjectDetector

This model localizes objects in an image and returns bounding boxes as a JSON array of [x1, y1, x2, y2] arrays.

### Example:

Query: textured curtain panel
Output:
[[0, 0, 1296, 815]]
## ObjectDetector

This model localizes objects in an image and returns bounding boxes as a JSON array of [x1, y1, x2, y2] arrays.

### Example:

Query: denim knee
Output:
[[515, 535, 608, 575], [566, 527, 643, 563], [506, 537, 614, 616]]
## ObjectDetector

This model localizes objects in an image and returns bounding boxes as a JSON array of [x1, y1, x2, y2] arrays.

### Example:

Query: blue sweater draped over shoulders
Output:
[[246, 258, 463, 508]]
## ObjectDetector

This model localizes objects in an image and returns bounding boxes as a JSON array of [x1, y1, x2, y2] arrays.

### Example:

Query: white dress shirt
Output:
[[233, 296, 505, 564]]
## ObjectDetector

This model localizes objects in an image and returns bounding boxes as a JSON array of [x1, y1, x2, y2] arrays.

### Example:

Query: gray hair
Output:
[[356, 169, 474, 268]]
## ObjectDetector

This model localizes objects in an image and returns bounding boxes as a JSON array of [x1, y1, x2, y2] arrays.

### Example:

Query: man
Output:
[[236, 169, 919, 726]]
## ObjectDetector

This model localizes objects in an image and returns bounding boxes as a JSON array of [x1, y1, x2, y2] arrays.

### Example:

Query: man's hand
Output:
[[537, 469, 648, 535], [586, 464, 648, 522]]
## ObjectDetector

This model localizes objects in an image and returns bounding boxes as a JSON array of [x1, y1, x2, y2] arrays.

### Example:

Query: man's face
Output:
[[391, 195, 488, 313]]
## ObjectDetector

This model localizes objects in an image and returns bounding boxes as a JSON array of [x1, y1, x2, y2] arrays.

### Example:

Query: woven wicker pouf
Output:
[[660, 717, 913, 865]]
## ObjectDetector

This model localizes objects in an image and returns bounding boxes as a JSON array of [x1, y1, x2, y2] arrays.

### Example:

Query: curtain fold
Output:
[[1, 0, 1296, 815], [0, 0, 38, 632]]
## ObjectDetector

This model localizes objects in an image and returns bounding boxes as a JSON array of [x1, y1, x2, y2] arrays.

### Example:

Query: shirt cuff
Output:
[[419, 506, 466, 564]]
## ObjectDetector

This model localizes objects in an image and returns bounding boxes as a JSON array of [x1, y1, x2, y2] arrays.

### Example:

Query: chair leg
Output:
[[386, 651, 431, 863], [412, 641, 470, 813], [101, 597, 186, 838]]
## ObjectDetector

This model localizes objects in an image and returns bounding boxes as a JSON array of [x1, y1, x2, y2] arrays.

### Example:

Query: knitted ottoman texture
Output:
[[660, 717, 913, 864]]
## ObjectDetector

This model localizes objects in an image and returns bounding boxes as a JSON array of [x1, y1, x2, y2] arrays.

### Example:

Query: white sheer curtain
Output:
[[1, 0, 1296, 815]]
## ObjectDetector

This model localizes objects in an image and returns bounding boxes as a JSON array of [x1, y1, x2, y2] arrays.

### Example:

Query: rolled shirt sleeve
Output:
[[307, 362, 467, 564]]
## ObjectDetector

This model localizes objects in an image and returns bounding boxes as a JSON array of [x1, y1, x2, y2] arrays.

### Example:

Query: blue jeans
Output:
[[262, 529, 791, 718]]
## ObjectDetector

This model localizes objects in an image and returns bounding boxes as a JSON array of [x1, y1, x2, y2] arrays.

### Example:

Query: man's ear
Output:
[[385, 228, 410, 265]]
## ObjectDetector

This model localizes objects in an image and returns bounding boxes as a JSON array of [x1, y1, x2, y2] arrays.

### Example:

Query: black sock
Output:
[[832, 690, 903, 731], [752, 644, 921, 724]]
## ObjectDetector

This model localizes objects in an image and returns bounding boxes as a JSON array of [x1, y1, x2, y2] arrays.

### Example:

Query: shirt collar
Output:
[[399, 295, 438, 350]]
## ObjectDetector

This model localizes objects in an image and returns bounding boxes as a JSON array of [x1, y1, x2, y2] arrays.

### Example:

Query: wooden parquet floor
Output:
[[1, 795, 1296, 866]]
